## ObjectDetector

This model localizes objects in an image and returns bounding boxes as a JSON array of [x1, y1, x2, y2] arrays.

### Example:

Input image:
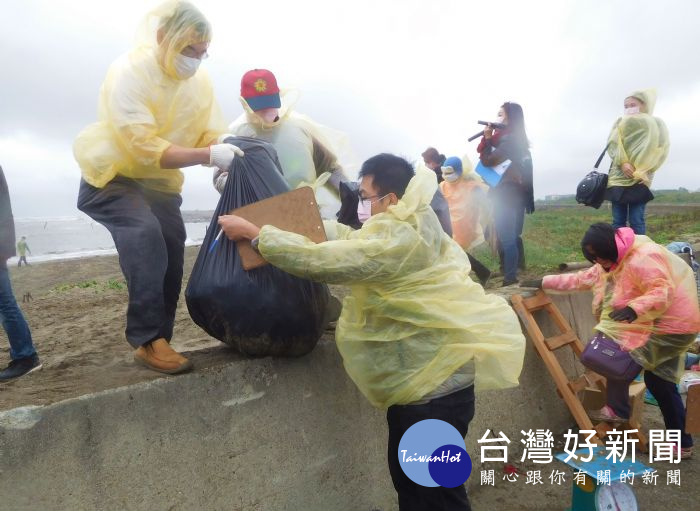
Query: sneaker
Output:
[[501, 278, 519, 287], [0, 354, 43, 382], [134, 338, 193, 375], [588, 405, 628, 424], [674, 446, 693, 460]]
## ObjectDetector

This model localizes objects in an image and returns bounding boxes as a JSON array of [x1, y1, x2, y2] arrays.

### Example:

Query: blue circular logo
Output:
[[398, 419, 472, 487]]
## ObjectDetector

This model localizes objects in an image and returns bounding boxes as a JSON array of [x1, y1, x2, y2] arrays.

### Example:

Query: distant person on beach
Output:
[[604, 89, 669, 234], [16, 236, 31, 267], [212, 68, 349, 198], [74, 1, 230, 374], [0, 166, 42, 382], [218, 154, 526, 509]]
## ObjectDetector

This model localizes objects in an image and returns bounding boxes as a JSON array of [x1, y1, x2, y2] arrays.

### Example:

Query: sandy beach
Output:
[[0, 246, 339, 410], [2, 247, 699, 509]]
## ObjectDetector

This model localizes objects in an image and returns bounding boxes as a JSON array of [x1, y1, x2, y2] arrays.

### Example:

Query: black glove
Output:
[[520, 278, 543, 289], [609, 306, 638, 323]]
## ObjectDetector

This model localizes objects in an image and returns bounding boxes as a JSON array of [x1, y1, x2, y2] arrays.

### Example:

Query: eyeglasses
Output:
[[180, 46, 209, 60], [357, 192, 389, 204]]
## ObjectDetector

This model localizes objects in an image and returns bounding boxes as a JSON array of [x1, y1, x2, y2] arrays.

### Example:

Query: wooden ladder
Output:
[[511, 290, 648, 451]]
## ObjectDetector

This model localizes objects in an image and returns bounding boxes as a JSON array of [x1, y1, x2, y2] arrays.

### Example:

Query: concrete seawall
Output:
[[0, 292, 596, 510]]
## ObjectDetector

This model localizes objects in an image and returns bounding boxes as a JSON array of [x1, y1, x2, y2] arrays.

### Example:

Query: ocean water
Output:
[[10, 214, 211, 264]]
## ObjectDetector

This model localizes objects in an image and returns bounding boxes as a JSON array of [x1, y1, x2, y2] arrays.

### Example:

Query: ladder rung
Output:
[[545, 331, 578, 350], [568, 375, 590, 394], [521, 291, 552, 311]]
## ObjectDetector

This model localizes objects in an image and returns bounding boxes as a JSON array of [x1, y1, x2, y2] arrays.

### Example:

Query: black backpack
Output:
[[576, 145, 609, 209]]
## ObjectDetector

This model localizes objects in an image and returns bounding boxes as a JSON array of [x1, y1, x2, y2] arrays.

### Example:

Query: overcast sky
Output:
[[1, 0, 699, 218]]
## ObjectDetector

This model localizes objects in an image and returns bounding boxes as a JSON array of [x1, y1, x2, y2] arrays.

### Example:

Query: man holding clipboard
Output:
[[218, 153, 525, 510]]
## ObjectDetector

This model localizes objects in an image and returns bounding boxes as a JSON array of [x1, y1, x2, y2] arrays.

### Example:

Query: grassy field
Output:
[[471, 205, 700, 278]]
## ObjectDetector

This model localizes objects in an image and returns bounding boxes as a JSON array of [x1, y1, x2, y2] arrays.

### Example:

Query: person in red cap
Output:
[[213, 69, 349, 205]]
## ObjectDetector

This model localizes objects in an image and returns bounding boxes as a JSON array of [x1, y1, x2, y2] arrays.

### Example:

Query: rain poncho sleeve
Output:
[[543, 265, 602, 293], [256, 165, 526, 408]]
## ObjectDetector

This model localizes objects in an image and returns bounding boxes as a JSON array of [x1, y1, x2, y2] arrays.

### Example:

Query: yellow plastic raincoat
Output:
[[439, 158, 488, 250], [74, 1, 226, 194], [606, 89, 669, 188], [543, 234, 700, 382], [256, 165, 526, 408], [230, 92, 349, 194]]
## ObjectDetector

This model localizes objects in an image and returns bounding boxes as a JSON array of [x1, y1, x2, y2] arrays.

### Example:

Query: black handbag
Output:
[[576, 144, 609, 209]]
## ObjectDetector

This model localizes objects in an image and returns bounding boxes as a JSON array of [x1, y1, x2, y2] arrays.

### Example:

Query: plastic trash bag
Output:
[[185, 136, 330, 357]]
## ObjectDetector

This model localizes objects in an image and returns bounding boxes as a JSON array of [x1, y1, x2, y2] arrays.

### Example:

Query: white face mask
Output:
[[174, 54, 201, 79], [256, 108, 281, 124], [444, 173, 460, 183], [624, 106, 640, 116]]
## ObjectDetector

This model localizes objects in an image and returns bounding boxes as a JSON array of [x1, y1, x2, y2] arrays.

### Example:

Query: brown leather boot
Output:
[[134, 338, 193, 374]]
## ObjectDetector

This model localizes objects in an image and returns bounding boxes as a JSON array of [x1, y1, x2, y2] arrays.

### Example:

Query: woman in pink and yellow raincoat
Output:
[[532, 223, 700, 459]]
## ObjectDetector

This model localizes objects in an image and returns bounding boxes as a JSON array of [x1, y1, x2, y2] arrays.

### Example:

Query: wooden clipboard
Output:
[[229, 186, 327, 270]]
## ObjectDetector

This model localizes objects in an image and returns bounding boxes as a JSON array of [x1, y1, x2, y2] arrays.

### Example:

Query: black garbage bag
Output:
[[185, 137, 330, 357], [336, 180, 362, 229]]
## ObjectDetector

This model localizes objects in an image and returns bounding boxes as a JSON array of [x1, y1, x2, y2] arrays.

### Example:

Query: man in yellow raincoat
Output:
[[73, 1, 235, 374], [218, 153, 525, 509]]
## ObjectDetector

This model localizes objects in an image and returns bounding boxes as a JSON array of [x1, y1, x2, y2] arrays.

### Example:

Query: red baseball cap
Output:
[[240, 69, 281, 111]]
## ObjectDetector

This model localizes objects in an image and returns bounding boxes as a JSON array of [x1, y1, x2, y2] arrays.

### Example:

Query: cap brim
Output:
[[245, 93, 282, 111]]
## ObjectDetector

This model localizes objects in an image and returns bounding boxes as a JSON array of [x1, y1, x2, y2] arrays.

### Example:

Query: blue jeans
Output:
[[0, 264, 36, 360], [611, 201, 646, 234], [493, 190, 525, 282]]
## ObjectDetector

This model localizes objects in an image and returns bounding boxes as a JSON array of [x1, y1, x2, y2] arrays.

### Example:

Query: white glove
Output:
[[209, 143, 244, 170], [216, 133, 236, 144], [214, 171, 228, 194]]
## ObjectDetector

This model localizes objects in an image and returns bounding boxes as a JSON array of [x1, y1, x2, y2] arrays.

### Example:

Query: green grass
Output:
[[52, 278, 126, 293], [471, 207, 700, 278]]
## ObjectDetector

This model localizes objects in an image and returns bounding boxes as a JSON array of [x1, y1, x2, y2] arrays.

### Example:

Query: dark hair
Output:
[[581, 223, 618, 263], [421, 147, 446, 165], [359, 153, 415, 199], [502, 102, 529, 148]]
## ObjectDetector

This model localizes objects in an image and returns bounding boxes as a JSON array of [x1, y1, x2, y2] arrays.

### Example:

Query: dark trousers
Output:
[[493, 191, 525, 282], [387, 386, 475, 511], [17, 256, 29, 267], [607, 370, 693, 448], [77, 178, 186, 348], [466, 253, 491, 286]]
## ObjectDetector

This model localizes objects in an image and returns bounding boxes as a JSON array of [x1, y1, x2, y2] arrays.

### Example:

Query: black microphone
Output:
[[467, 130, 485, 142], [468, 120, 507, 142], [478, 120, 507, 130]]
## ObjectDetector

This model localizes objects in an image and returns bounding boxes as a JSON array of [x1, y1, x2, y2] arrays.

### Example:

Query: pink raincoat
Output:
[[542, 229, 700, 354]]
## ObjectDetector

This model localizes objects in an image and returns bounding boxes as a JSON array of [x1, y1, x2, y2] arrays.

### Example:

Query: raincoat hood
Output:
[[135, 1, 212, 81], [628, 88, 657, 115], [384, 164, 437, 222], [614, 227, 636, 266]]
